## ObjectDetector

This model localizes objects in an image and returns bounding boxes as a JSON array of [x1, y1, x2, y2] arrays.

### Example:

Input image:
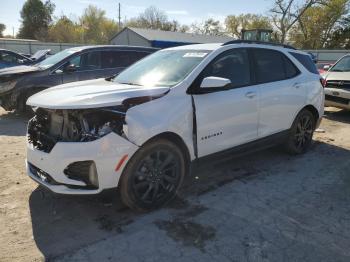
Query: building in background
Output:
[[110, 27, 234, 48]]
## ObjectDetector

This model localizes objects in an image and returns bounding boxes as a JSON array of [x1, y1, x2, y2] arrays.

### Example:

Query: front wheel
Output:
[[285, 109, 316, 154], [120, 139, 186, 211]]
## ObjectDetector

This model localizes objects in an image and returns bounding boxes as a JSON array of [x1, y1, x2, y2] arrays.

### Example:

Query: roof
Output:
[[66, 45, 158, 52], [112, 27, 234, 44], [167, 43, 222, 51]]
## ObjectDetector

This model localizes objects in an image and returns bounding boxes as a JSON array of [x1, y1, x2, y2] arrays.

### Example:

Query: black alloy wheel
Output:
[[294, 114, 314, 151], [132, 150, 180, 204], [286, 109, 316, 154], [120, 139, 186, 211]]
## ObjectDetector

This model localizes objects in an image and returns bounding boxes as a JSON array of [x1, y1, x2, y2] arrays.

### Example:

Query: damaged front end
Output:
[[28, 106, 127, 153], [25, 85, 170, 193]]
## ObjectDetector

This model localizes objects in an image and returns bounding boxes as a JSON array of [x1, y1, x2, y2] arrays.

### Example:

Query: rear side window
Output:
[[284, 56, 299, 78], [253, 49, 285, 83], [101, 51, 150, 69], [101, 51, 128, 68], [253, 49, 300, 83], [289, 52, 319, 74]]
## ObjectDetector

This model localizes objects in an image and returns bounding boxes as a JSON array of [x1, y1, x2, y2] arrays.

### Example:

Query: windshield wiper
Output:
[[331, 69, 344, 72]]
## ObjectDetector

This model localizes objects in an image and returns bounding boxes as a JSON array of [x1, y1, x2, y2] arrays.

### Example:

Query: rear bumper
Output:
[[26, 132, 139, 194]]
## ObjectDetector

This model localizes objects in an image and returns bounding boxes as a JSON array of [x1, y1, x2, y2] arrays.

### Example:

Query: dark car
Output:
[[0, 45, 157, 112], [0, 49, 50, 69]]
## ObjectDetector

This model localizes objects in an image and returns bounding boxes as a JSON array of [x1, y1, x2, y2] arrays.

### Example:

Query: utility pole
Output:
[[118, 3, 121, 29]]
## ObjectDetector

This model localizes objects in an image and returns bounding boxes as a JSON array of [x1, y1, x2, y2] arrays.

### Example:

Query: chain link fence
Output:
[[0, 38, 86, 55]]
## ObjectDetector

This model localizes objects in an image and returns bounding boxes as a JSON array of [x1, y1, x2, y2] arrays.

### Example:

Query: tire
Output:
[[285, 109, 316, 154], [16, 89, 43, 115], [120, 139, 186, 211]]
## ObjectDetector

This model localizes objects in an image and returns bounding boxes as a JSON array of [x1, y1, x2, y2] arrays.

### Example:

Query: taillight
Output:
[[320, 78, 326, 88]]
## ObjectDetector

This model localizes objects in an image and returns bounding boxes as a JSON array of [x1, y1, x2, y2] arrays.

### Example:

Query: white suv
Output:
[[26, 41, 324, 211]]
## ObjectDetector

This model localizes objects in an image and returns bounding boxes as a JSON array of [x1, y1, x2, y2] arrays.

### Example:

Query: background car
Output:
[[322, 55, 350, 110], [0, 45, 157, 112], [0, 49, 50, 69], [317, 62, 334, 74]]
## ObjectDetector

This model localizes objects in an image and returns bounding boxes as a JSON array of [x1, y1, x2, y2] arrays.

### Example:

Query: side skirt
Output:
[[193, 130, 290, 165]]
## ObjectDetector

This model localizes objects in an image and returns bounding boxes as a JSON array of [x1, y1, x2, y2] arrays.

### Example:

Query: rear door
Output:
[[252, 48, 305, 138], [193, 48, 259, 157]]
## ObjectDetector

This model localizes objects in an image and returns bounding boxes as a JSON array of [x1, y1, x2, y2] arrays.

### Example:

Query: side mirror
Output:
[[323, 65, 330, 71], [64, 64, 76, 73], [200, 76, 231, 89]]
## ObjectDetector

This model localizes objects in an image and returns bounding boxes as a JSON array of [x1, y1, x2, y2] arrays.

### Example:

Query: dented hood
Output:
[[27, 78, 170, 109], [0, 65, 41, 76]]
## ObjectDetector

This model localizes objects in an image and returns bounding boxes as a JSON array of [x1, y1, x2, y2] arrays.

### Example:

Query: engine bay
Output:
[[27, 107, 126, 153]]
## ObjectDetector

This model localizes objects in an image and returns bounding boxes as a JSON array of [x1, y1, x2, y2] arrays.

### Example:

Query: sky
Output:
[[1, 0, 272, 36]]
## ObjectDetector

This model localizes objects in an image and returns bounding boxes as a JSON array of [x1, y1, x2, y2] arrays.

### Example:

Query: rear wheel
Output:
[[285, 109, 316, 154], [120, 139, 186, 211]]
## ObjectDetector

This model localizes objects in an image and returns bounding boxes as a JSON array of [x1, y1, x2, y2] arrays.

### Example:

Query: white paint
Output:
[[26, 42, 324, 194]]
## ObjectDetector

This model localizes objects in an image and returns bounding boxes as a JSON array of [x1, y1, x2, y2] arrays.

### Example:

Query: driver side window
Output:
[[68, 55, 81, 68], [201, 48, 251, 89]]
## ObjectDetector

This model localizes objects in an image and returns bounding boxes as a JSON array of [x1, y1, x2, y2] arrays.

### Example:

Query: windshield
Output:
[[330, 56, 350, 72], [36, 48, 78, 69], [114, 50, 210, 87]]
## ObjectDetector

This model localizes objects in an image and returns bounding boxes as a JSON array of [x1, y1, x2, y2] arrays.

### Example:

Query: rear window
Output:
[[289, 52, 319, 74]]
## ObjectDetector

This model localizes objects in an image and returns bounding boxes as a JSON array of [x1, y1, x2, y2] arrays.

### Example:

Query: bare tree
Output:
[[191, 18, 225, 36], [270, 0, 324, 43]]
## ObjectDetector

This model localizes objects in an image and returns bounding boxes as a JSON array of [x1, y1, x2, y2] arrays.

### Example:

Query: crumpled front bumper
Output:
[[26, 132, 139, 194]]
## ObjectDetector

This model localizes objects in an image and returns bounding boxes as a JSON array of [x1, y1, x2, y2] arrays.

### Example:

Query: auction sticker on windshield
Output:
[[183, 52, 208, 58]]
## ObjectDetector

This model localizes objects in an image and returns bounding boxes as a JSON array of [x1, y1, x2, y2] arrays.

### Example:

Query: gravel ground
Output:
[[1, 107, 350, 262]]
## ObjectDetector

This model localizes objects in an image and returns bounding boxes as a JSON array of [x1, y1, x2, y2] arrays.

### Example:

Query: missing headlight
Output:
[[28, 106, 127, 152]]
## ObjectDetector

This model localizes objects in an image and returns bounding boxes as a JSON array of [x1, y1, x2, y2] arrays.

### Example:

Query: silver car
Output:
[[323, 55, 350, 110]]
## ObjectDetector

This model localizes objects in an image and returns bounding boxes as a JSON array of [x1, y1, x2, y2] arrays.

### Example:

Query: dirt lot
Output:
[[1, 107, 350, 262]]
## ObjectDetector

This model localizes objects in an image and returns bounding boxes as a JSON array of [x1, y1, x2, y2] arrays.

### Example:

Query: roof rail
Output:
[[222, 40, 296, 50]]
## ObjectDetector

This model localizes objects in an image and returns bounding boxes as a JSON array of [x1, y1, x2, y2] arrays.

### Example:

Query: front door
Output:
[[192, 48, 259, 157]]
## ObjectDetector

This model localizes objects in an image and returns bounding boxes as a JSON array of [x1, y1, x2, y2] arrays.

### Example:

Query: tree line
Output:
[[0, 0, 349, 49]]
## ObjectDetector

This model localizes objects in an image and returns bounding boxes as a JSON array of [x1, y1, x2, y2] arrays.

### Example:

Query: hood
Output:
[[0, 65, 41, 76], [323, 71, 350, 81], [27, 78, 170, 109], [30, 49, 51, 62]]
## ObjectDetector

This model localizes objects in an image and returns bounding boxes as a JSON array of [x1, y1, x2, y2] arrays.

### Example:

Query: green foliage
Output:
[[290, 0, 349, 48], [225, 14, 272, 38], [18, 0, 55, 40], [191, 18, 225, 36], [126, 6, 188, 32], [79, 5, 119, 44], [13, 2, 350, 48], [48, 16, 83, 43], [0, 23, 5, 37], [47, 6, 119, 44]]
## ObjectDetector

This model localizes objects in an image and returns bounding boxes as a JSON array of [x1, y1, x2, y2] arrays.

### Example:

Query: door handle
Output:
[[245, 91, 256, 99], [293, 82, 301, 89]]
